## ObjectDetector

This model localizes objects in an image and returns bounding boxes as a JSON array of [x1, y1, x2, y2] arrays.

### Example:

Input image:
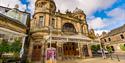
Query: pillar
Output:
[[79, 43, 84, 58], [27, 40, 34, 62], [20, 37, 26, 58], [87, 44, 93, 57], [57, 42, 63, 60]]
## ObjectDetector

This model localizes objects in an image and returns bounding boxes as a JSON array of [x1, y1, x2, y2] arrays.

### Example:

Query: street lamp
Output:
[[49, 26, 52, 48]]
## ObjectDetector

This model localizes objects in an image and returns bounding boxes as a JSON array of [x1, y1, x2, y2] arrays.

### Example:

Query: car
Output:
[[97, 49, 109, 54]]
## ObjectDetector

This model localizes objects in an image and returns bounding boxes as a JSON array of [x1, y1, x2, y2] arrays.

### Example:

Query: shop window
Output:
[[0, 34, 5, 38], [33, 45, 37, 49], [120, 34, 124, 39]]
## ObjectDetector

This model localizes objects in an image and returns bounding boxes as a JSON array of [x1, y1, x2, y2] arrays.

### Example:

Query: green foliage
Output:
[[0, 40, 21, 54], [10, 40, 21, 53], [120, 44, 125, 51], [106, 46, 113, 53], [0, 41, 11, 53], [91, 45, 100, 52]]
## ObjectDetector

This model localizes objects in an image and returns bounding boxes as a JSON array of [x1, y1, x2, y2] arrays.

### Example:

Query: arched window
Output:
[[62, 23, 76, 34]]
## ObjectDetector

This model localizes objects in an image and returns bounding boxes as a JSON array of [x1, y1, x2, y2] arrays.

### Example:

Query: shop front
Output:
[[44, 35, 92, 59]]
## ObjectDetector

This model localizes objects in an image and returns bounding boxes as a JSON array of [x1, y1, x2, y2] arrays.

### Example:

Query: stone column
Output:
[[20, 37, 26, 58], [87, 44, 93, 57], [61, 43, 64, 60], [27, 40, 34, 62], [56, 42, 63, 60], [79, 42, 84, 58]]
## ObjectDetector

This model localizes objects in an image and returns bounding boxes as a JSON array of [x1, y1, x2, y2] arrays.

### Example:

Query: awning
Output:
[[44, 35, 92, 43]]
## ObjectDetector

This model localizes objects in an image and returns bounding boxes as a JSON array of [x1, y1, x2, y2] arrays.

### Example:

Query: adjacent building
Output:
[[101, 24, 125, 52], [28, 0, 93, 62], [0, 5, 30, 57]]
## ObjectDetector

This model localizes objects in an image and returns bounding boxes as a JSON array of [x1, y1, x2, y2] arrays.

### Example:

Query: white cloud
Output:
[[95, 30, 109, 35], [0, 0, 116, 16], [0, 0, 26, 11], [88, 7, 125, 33], [54, 0, 116, 16], [107, 8, 125, 21], [27, 0, 36, 15], [88, 17, 107, 29], [88, 10, 125, 31]]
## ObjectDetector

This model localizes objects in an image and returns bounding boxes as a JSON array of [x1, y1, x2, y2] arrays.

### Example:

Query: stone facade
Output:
[[101, 24, 125, 52], [0, 6, 30, 57], [29, 0, 92, 62]]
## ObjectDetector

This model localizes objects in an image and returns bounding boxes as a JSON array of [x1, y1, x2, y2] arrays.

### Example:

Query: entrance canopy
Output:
[[44, 35, 92, 43]]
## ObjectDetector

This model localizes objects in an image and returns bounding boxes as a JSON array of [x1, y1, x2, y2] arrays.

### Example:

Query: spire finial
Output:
[[14, 4, 19, 9]]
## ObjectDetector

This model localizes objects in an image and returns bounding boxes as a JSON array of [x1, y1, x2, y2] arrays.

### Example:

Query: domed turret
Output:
[[73, 8, 84, 14], [73, 8, 86, 21], [35, 0, 56, 13]]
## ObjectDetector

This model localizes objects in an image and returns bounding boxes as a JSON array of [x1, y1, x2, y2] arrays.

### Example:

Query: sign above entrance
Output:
[[45, 35, 91, 42]]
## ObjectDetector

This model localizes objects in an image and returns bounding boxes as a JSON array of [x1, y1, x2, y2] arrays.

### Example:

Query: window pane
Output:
[[39, 16, 44, 27]]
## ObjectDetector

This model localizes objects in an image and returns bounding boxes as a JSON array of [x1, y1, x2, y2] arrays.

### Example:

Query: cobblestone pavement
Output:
[[57, 58, 125, 63]]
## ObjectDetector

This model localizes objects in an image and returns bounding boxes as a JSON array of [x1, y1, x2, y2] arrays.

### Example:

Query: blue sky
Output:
[[0, 0, 125, 35], [91, 0, 125, 30]]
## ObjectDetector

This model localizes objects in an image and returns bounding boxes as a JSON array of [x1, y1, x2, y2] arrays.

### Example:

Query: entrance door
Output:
[[63, 42, 78, 56], [32, 45, 42, 61], [82, 45, 89, 56]]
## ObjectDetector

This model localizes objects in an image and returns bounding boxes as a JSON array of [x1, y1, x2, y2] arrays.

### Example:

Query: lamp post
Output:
[[49, 26, 52, 48]]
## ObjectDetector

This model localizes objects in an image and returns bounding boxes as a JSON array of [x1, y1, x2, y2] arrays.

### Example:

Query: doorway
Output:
[[63, 42, 79, 56], [31, 45, 42, 61]]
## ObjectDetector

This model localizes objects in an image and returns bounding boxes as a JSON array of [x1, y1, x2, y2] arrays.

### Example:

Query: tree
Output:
[[106, 46, 113, 53], [91, 45, 100, 53], [120, 44, 125, 51]]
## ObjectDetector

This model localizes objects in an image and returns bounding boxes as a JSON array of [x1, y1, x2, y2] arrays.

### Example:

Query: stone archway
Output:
[[62, 23, 77, 35]]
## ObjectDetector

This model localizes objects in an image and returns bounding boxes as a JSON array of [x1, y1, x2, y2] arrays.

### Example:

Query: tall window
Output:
[[104, 39, 107, 42], [120, 34, 124, 39], [39, 16, 44, 28], [51, 18, 55, 28]]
